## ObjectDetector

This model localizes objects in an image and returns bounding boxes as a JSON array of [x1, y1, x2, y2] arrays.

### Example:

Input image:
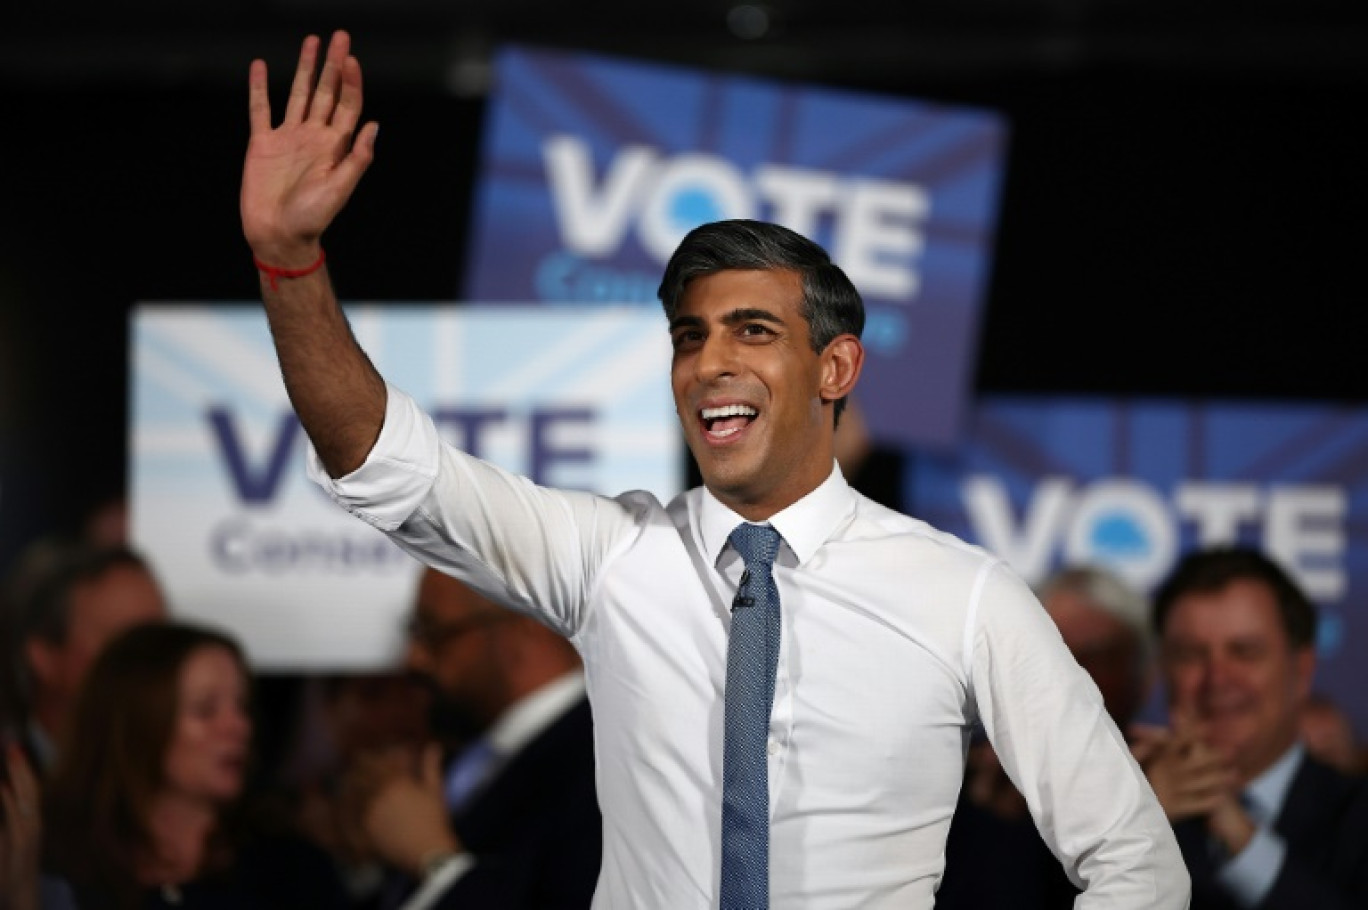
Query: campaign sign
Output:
[[464, 46, 1007, 449], [130, 305, 678, 669], [907, 398, 1368, 736]]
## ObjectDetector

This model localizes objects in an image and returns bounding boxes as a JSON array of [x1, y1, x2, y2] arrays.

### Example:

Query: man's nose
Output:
[[1199, 654, 1235, 693], [695, 333, 738, 383]]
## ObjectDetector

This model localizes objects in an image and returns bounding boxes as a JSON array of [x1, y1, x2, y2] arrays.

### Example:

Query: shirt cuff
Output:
[[306, 382, 440, 531], [396, 853, 477, 910], [1216, 825, 1286, 907]]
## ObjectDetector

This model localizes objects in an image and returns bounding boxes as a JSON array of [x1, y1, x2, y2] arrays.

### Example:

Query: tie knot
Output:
[[729, 522, 781, 570]]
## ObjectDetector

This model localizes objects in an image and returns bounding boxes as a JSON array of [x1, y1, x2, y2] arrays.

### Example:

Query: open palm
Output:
[[240, 31, 377, 265]]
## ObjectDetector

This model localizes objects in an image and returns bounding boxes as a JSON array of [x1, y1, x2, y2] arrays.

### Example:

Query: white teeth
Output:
[[701, 404, 758, 420]]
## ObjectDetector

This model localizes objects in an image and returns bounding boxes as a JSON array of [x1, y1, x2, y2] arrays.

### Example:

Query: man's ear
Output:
[[819, 334, 864, 404]]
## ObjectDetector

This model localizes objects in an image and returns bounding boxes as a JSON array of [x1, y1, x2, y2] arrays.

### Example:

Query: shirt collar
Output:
[[487, 671, 586, 758], [1245, 741, 1305, 824], [699, 462, 854, 567]]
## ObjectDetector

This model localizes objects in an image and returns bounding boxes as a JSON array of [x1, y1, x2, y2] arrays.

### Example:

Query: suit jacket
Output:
[[1177, 754, 1368, 909], [430, 696, 602, 909], [936, 792, 1078, 910]]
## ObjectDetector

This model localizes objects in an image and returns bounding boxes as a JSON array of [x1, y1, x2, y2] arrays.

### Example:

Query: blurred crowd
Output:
[[0, 493, 600, 910], [2, 493, 1366, 910]]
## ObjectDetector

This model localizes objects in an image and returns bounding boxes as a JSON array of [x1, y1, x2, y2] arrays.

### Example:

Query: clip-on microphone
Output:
[[732, 568, 755, 610]]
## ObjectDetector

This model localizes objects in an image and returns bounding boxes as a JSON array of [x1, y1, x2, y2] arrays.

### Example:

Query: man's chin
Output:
[[698, 464, 761, 502]]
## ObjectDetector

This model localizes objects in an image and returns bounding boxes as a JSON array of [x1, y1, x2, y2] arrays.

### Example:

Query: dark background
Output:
[[2, 0, 1367, 568]]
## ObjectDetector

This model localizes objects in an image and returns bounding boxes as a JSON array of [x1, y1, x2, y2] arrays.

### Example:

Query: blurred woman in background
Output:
[[42, 621, 347, 910]]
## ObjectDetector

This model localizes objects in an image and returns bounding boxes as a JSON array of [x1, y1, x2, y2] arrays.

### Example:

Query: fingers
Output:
[[1130, 739, 1160, 766], [331, 56, 365, 136], [1169, 706, 1207, 741], [1177, 759, 1234, 800], [257, 32, 362, 133], [308, 31, 353, 126], [1129, 723, 1179, 768], [333, 121, 379, 192], [1143, 731, 1240, 822], [247, 59, 272, 135], [283, 34, 322, 125], [1128, 723, 1170, 745], [1169, 774, 1232, 820]]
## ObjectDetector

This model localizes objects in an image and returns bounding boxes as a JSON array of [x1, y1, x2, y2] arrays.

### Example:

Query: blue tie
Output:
[[721, 522, 783, 910], [444, 738, 498, 811]]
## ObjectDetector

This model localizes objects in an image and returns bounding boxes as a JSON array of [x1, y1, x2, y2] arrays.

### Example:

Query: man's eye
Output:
[[1231, 642, 1267, 662], [740, 323, 774, 338], [672, 331, 703, 349]]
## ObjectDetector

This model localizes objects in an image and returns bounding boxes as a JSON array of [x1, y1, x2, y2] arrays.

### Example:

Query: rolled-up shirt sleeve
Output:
[[308, 382, 442, 531], [970, 562, 1191, 909]]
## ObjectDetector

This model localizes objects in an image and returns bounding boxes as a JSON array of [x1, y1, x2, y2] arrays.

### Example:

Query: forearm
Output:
[[241, 31, 383, 476], [258, 259, 386, 477]]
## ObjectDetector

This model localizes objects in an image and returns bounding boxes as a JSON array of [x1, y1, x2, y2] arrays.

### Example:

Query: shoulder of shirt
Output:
[[843, 489, 1006, 566], [603, 484, 702, 526]]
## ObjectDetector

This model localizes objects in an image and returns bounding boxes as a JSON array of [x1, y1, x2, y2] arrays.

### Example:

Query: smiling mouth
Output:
[[700, 404, 758, 440]]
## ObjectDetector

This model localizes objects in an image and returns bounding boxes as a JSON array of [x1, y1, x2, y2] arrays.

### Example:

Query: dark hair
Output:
[[1151, 547, 1317, 649], [3, 541, 159, 734], [44, 621, 249, 908], [657, 219, 866, 424], [17, 542, 155, 646]]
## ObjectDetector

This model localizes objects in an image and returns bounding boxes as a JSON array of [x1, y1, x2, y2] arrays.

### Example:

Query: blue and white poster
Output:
[[464, 46, 1007, 449], [908, 398, 1367, 737], [130, 305, 678, 669]]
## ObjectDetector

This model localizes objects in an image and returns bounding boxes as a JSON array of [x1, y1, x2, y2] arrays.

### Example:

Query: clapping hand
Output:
[[342, 742, 461, 878], [1130, 716, 1255, 855]]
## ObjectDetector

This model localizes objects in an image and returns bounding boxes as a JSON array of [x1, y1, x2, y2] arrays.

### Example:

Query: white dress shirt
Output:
[[311, 384, 1188, 910]]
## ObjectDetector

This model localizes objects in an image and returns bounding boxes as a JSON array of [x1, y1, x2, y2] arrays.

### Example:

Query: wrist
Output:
[[1208, 804, 1256, 855], [253, 246, 327, 290], [247, 237, 324, 271]]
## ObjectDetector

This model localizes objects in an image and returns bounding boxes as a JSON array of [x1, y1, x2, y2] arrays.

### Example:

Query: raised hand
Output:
[[241, 31, 378, 267]]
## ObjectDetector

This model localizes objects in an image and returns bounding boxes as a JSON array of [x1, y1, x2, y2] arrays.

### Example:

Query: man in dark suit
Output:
[[3, 540, 167, 774], [348, 567, 600, 909], [1138, 547, 1368, 909]]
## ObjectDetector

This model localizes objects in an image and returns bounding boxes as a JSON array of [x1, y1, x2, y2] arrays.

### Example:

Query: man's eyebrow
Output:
[[721, 307, 785, 326], [669, 315, 704, 333], [669, 308, 787, 335]]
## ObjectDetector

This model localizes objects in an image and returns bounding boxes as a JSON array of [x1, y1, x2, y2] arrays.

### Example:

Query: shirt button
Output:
[[767, 738, 780, 756]]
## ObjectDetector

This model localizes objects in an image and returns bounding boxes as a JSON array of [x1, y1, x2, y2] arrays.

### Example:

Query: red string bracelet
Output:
[[254, 248, 326, 290]]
